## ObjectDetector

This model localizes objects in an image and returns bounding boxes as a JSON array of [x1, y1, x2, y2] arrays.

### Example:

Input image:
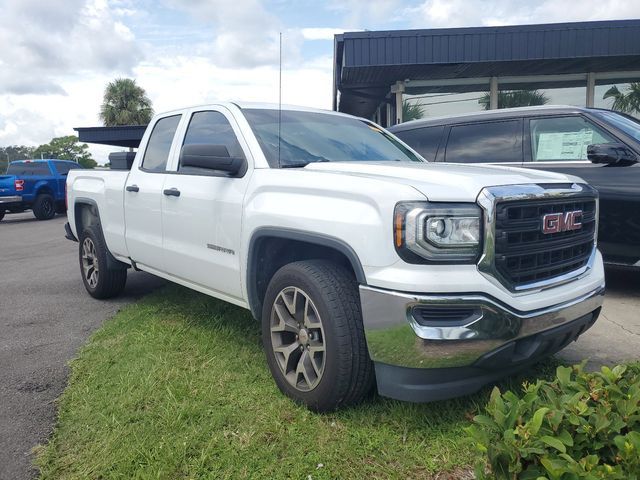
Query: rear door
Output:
[[52, 161, 81, 199], [124, 114, 182, 271], [442, 119, 524, 165], [160, 107, 251, 301]]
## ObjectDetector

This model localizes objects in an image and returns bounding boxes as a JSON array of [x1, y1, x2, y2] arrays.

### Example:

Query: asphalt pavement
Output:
[[0, 212, 165, 480], [0, 211, 638, 479]]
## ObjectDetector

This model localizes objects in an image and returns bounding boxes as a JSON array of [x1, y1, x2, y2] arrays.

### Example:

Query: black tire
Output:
[[33, 194, 56, 220], [78, 225, 127, 299], [262, 260, 375, 412], [0, 210, 4, 222]]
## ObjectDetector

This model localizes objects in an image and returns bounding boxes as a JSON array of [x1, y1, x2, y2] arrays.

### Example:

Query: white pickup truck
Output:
[[65, 103, 605, 411]]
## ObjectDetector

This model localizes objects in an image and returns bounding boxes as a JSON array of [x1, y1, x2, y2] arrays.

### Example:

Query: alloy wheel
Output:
[[270, 286, 326, 391], [81, 237, 99, 288]]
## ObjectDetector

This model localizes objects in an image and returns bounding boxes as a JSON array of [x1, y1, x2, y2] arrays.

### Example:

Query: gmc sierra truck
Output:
[[65, 103, 605, 412]]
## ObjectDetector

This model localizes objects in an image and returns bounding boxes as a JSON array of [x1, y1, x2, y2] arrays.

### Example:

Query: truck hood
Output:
[[303, 161, 584, 201]]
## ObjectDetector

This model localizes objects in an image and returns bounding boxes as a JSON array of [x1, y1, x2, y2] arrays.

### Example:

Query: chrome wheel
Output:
[[81, 237, 99, 288], [270, 286, 326, 392]]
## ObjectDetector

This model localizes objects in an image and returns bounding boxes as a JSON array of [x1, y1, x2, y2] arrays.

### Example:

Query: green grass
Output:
[[36, 286, 560, 479]]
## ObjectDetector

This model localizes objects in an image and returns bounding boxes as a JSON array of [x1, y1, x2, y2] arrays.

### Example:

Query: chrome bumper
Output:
[[360, 284, 605, 369], [0, 195, 21, 204]]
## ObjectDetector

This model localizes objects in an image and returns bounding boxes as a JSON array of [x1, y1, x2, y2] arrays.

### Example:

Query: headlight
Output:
[[394, 202, 482, 263]]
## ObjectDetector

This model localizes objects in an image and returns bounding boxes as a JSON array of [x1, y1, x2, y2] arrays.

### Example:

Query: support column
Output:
[[586, 72, 596, 108], [489, 77, 498, 110], [391, 81, 405, 125]]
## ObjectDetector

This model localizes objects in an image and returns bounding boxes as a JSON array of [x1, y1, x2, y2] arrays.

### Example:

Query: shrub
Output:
[[466, 363, 640, 479]]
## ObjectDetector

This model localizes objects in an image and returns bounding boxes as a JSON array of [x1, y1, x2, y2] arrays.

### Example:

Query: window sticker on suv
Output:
[[536, 130, 593, 160]]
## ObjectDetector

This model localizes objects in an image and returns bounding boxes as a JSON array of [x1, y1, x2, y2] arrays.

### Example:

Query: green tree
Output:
[[0, 145, 36, 173], [33, 136, 97, 169], [479, 89, 550, 110], [100, 78, 154, 126], [402, 99, 426, 121], [603, 83, 640, 114]]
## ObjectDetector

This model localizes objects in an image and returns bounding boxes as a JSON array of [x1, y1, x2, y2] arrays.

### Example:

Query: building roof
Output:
[[334, 19, 640, 118]]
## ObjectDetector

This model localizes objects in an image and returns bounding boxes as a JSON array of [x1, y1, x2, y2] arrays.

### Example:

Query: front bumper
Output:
[[360, 284, 604, 402]]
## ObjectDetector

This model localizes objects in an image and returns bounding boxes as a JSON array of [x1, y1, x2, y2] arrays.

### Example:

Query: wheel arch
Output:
[[74, 198, 127, 270], [246, 227, 367, 320]]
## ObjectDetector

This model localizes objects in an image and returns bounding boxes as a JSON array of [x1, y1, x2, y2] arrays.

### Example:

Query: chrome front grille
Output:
[[478, 183, 598, 292]]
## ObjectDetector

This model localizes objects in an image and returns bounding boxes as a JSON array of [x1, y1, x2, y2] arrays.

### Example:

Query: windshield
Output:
[[243, 109, 424, 167], [593, 110, 640, 142]]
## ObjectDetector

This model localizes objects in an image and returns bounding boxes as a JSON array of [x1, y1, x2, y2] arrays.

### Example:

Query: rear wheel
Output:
[[79, 225, 127, 299], [33, 194, 56, 220], [0, 210, 4, 222], [262, 260, 374, 412]]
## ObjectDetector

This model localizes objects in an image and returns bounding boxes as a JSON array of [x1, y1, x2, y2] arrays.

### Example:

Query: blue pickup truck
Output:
[[0, 159, 83, 222]]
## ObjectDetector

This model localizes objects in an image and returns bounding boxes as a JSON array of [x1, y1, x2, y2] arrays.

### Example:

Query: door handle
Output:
[[126, 185, 139, 192], [163, 188, 181, 197]]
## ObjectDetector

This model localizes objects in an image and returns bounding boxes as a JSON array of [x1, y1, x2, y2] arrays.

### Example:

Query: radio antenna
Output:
[[277, 31, 282, 168]]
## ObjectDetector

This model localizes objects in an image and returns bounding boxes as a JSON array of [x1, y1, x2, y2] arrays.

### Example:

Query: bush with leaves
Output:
[[467, 363, 640, 479]]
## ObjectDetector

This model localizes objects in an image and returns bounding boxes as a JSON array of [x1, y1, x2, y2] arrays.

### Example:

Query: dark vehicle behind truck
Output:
[[389, 106, 640, 268], [0, 159, 82, 222]]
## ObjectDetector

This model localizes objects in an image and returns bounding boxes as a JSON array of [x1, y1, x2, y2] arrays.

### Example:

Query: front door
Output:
[[124, 114, 182, 271], [161, 107, 251, 302], [523, 115, 640, 264]]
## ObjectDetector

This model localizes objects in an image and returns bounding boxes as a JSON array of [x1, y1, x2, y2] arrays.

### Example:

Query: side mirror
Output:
[[587, 143, 638, 165], [179, 144, 247, 176]]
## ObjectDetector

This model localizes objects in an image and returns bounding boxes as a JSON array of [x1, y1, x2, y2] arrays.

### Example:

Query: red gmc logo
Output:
[[542, 211, 583, 234]]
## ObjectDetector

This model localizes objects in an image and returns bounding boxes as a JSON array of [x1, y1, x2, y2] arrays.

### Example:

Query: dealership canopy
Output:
[[333, 19, 640, 125]]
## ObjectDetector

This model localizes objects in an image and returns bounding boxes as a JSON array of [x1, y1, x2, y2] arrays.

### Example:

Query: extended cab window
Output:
[[180, 111, 244, 172], [141, 115, 181, 172], [530, 116, 617, 162], [445, 120, 522, 163], [394, 126, 443, 161], [53, 161, 80, 175], [6, 162, 52, 176]]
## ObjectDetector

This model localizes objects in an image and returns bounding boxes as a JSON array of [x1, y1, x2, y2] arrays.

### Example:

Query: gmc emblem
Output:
[[542, 211, 583, 234]]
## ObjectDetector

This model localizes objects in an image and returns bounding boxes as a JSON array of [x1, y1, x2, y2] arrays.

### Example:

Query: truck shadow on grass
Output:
[[37, 284, 561, 480]]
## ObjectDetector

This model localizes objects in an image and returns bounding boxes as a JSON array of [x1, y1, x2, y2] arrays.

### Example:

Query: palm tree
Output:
[[478, 90, 550, 110], [603, 83, 640, 114], [100, 78, 154, 126], [402, 100, 426, 121]]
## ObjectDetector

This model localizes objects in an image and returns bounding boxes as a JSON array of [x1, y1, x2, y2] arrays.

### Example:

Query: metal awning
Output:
[[333, 19, 640, 119], [74, 125, 147, 148]]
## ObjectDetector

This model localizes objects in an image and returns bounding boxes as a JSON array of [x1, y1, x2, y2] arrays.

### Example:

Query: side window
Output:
[[445, 120, 522, 163], [141, 115, 181, 172], [180, 111, 244, 172], [53, 162, 79, 175], [394, 126, 443, 161], [529, 116, 617, 162]]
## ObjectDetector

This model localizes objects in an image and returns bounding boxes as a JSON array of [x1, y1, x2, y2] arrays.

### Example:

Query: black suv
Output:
[[389, 106, 640, 268]]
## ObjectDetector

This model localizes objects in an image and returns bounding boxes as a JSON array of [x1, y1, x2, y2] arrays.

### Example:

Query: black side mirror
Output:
[[179, 144, 247, 176], [587, 143, 638, 165]]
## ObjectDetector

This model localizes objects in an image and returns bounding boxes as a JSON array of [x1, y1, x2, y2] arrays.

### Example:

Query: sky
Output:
[[1, 0, 640, 162]]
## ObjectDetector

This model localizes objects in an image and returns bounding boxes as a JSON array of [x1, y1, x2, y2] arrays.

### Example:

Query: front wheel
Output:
[[262, 260, 374, 412], [33, 194, 56, 220], [79, 225, 127, 299]]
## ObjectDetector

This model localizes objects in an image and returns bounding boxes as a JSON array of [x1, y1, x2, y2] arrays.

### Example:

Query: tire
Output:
[[32, 194, 56, 220], [0, 211, 4, 222], [262, 260, 375, 412], [78, 225, 127, 299]]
